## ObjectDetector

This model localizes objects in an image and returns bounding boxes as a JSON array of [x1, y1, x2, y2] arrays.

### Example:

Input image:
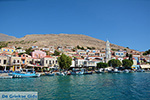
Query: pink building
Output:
[[32, 50, 46, 59]]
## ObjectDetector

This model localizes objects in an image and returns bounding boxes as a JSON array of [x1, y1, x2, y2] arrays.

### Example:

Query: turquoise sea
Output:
[[1, 72, 150, 100]]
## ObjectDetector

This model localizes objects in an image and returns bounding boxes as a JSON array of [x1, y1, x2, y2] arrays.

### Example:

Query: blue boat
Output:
[[9, 72, 40, 78], [84, 71, 93, 75], [45, 72, 55, 76]]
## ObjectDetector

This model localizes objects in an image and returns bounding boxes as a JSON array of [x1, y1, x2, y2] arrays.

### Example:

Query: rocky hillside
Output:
[[6, 34, 131, 51], [0, 33, 17, 41]]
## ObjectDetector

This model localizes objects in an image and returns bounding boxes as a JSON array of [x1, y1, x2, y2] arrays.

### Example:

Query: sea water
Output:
[[0, 72, 150, 100]]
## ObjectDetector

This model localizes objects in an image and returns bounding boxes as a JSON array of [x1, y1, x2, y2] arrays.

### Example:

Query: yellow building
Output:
[[1, 47, 15, 54]]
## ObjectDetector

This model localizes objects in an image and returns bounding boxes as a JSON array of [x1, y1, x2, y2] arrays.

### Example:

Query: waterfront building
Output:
[[0, 56, 8, 69], [105, 40, 111, 63], [40, 55, 58, 68], [32, 50, 46, 59], [1, 47, 15, 54], [19, 54, 32, 66], [75, 58, 86, 67]]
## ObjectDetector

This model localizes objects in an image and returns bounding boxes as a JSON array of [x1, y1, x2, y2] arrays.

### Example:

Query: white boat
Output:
[[124, 69, 129, 73], [114, 69, 120, 73], [0, 76, 13, 79], [56, 72, 65, 76], [76, 71, 84, 75]]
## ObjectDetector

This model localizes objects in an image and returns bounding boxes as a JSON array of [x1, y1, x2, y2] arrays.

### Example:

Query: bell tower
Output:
[[105, 40, 111, 63]]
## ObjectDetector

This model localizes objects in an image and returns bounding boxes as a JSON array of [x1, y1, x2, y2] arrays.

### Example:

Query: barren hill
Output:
[[7, 34, 131, 51], [0, 33, 17, 41]]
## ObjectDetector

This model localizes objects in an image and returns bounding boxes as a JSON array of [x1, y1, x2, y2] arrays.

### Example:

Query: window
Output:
[[0, 60, 1, 63], [53, 60, 54, 64], [12, 50, 14, 52], [3, 49, 5, 51], [49, 60, 51, 64], [46, 60, 47, 64], [56, 60, 57, 64], [8, 49, 9, 52], [17, 60, 19, 63], [13, 60, 16, 63], [4, 60, 7, 64]]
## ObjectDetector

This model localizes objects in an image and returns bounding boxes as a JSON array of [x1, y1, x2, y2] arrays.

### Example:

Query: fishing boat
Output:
[[123, 69, 129, 73], [0, 76, 13, 79], [56, 72, 65, 76], [76, 71, 84, 75], [84, 71, 93, 75], [114, 69, 120, 73], [45, 72, 55, 76], [9, 72, 40, 78], [0, 73, 13, 79], [95, 68, 104, 73], [9, 68, 40, 78], [137, 69, 145, 72]]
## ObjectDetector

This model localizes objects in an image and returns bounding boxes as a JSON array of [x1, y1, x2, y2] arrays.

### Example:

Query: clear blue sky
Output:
[[0, 0, 149, 51]]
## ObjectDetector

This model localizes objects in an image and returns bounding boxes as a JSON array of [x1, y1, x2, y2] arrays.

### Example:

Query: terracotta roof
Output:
[[88, 56, 100, 57], [76, 57, 84, 60], [44, 55, 53, 58], [1, 47, 15, 49]]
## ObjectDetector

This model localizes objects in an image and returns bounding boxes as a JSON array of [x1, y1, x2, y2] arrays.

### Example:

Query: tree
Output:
[[87, 46, 92, 50], [25, 47, 33, 55], [126, 53, 129, 57], [91, 47, 95, 50], [77, 45, 81, 49], [122, 59, 133, 69], [97, 62, 108, 68], [81, 47, 84, 50], [129, 54, 133, 61], [143, 49, 150, 55], [58, 54, 72, 70], [108, 59, 122, 68], [16, 47, 22, 49], [53, 50, 60, 56]]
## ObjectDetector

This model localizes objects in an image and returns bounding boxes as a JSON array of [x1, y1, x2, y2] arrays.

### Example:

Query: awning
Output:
[[140, 65, 150, 69]]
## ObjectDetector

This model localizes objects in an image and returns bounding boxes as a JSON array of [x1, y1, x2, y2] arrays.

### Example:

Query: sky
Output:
[[0, 0, 150, 51]]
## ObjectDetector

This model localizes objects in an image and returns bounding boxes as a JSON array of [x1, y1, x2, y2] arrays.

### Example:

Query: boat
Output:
[[9, 72, 40, 78], [0, 73, 13, 79], [71, 71, 76, 75], [95, 68, 104, 73], [9, 68, 40, 78], [95, 70, 101, 73], [114, 69, 120, 73], [137, 69, 145, 72], [84, 71, 93, 75], [56, 72, 65, 76], [0, 76, 13, 79], [76, 71, 84, 75], [45, 72, 55, 76], [124, 69, 129, 73]]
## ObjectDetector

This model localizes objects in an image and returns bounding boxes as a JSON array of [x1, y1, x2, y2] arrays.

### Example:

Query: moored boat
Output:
[[45, 72, 55, 76], [9, 72, 40, 78], [114, 69, 120, 73], [84, 71, 93, 75]]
